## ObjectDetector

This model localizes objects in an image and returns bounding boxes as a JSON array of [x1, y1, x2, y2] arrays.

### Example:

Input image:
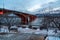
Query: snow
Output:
[[48, 30, 55, 35], [0, 28, 9, 33], [18, 27, 48, 34]]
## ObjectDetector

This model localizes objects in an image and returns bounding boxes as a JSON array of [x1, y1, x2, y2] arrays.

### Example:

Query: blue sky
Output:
[[0, 0, 60, 13]]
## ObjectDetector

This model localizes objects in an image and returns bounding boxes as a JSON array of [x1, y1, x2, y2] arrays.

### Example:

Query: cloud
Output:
[[27, 4, 41, 12], [0, 0, 59, 14]]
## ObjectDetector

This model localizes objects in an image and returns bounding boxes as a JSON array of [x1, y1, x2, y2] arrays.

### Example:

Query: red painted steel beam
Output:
[[0, 8, 37, 24], [15, 13, 37, 24]]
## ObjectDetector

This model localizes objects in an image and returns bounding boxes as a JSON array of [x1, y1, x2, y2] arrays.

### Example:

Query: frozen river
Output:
[[0, 33, 46, 40], [0, 33, 60, 40], [48, 36, 60, 40], [0, 28, 60, 40]]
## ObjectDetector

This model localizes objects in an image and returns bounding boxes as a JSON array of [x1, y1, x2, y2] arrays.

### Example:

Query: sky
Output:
[[0, 0, 60, 14]]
